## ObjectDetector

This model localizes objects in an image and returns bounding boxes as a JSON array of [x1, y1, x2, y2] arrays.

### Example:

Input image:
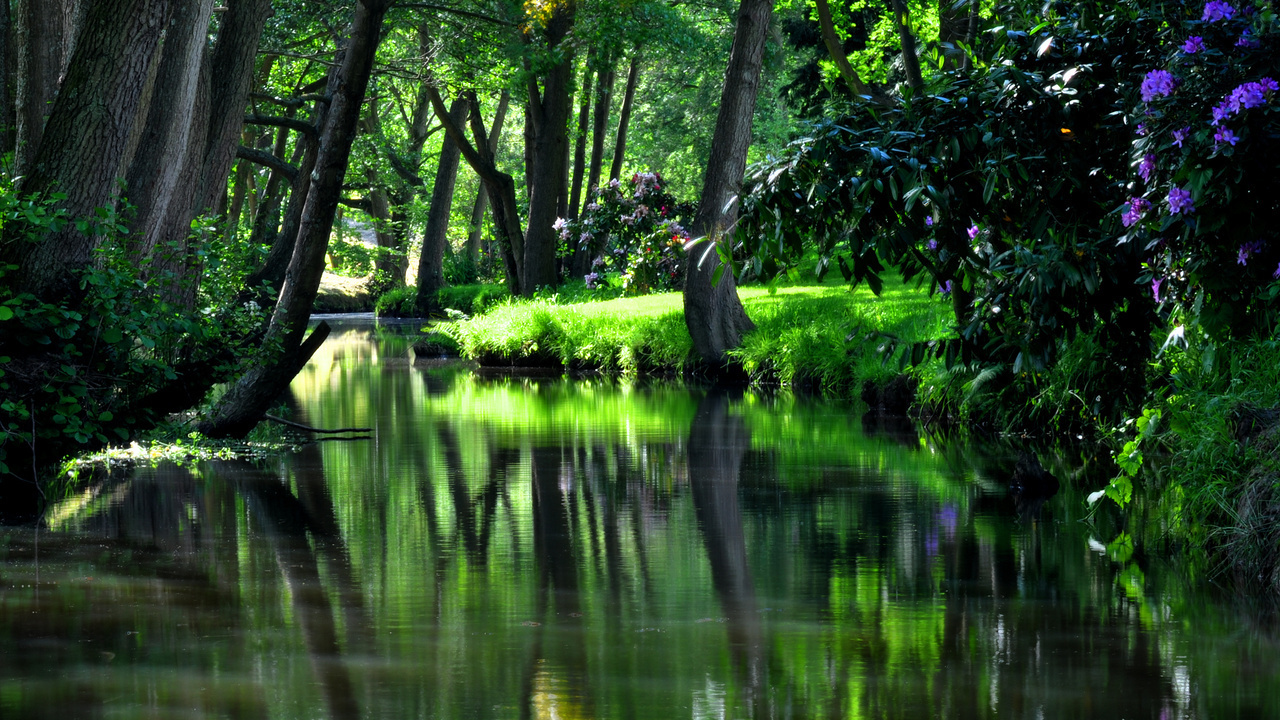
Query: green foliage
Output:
[[740, 0, 1165, 424], [0, 187, 266, 474]]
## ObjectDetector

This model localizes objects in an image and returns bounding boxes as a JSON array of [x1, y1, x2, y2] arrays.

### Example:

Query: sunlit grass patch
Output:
[[451, 277, 952, 390]]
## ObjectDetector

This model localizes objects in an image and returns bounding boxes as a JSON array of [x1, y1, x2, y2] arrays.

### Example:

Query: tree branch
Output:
[[244, 113, 320, 139], [393, 2, 513, 26], [236, 146, 299, 183]]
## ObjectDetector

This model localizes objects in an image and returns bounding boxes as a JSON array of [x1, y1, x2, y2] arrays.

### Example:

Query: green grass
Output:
[[450, 277, 952, 389]]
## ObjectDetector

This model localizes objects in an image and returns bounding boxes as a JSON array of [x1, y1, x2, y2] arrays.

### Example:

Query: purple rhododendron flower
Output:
[[927, 239, 938, 251], [1274, 263, 1280, 279], [1237, 29, 1258, 48], [1202, 0, 1236, 21], [1152, 278, 1163, 302], [940, 280, 953, 296], [967, 225, 980, 240], [1238, 240, 1265, 265], [1138, 154, 1157, 182], [1229, 82, 1268, 111], [1262, 77, 1280, 92], [1136, 123, 1148, 136], [1167, 186, 1195, 214], [1141, 70, 1176, 102], [1182, 36, 1206, 53], [1214, 126, 1239, 147], [1122, 197, 1152, 227], [1172, 126, 1190, 147], [925, 216, 933, 226]]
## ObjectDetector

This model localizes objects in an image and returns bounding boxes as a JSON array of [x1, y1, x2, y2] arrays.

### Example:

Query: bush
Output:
[[375, 284, 511, 318]]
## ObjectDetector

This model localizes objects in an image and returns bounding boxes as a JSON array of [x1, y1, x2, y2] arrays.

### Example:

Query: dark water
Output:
[[1, 319, 1277, 719]]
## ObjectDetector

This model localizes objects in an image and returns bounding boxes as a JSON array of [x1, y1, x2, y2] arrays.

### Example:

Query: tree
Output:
[[414, 91, 469, 314], [682, 0, 772, 365], [199, 0, 394, 438]]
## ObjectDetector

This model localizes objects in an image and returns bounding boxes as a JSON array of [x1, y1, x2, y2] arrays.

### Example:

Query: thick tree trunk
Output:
[[6, 0, 169, 301], [568, 61, 592, 220], [13, 0, 66, 178], [123, 0, 215, 252], [429, 85, 524, 296], [682, 0, 771, 366], [585, 57, 614, 201], [199, 0, 392, 439], [521, 4, 576, 294], [414, 92, 469, 314], [465, 90, 510, 261], [608, 54, 640, 182]]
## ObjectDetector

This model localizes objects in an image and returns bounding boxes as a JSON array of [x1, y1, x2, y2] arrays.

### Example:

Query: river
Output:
[[0, 317, 1276, 719]]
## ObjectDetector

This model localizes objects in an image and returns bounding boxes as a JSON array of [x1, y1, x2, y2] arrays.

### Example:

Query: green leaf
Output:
[[0, 307, 13, 321]]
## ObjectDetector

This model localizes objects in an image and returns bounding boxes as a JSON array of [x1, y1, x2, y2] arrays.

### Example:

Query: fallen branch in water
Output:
[[264, 414, 373, 435]]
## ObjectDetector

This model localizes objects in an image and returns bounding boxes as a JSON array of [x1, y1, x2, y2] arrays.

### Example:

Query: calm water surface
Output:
[[1, 318, 1277, 719]]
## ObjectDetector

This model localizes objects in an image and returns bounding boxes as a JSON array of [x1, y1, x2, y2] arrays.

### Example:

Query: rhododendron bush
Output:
[[558, 172, 695, 295]]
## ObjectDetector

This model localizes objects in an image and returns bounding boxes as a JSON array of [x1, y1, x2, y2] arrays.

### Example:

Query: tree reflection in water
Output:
[[2, 324, 1277, 719]]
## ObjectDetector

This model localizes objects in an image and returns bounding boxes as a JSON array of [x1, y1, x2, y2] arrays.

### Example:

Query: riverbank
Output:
[[448, 278, 952, 393]]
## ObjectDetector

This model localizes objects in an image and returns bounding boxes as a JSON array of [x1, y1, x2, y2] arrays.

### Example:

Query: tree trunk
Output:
[[414, 92, 469, 314], [962, 0, 981, 73], [521, 4, 577, 294], [608, 54, 640, 181], [586, 56, 614, 201], [427, 86, 525, 296], [465, 89, 510, 261], [815, 0, 875, 97], [123, 0, 215, 253], [199, 0, 392, 439], [938, 0, 968, 70], [12, 0, 66, 178], [568, 61, 592, 220], [6, 0, 169, 302], [682, 0, 771, 366], [193, 0, 274, 218], [889, 0, 924, 91], [0, 0, 14, 157]]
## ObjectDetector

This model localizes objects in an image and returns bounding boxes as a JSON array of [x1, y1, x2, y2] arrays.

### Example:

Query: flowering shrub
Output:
[[1126, 0, 1280, 339], [557, 172, 694, 295]]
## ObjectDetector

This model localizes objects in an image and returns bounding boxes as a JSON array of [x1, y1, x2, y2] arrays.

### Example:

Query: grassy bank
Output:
[[450, 278, 952, 392]]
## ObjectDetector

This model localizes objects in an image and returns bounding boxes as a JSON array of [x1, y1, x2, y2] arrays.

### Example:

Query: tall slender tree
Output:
[[415, 91, 470, 314]]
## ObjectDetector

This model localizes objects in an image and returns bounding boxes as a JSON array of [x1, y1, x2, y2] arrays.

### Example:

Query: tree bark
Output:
[[962, 0, 981, 73], [6, 0, 170, 301], [193, 0, 274, 218], [0, 0, 14, 157], [414, 91, 469, 314], [199, 0, 392, 439], [608, 54, 640, 182], [585, 56, 614, 202], [13, 0, 66, 178], [682, 0, 771, 366], [568, 61, 592, 220], [465, 89, 510, 262], [123, 0, 215, 253], [521, 4, 577, 294]]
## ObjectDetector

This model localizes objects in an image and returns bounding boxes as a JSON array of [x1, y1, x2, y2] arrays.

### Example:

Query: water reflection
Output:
[[0, 323, 1277, 719]]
